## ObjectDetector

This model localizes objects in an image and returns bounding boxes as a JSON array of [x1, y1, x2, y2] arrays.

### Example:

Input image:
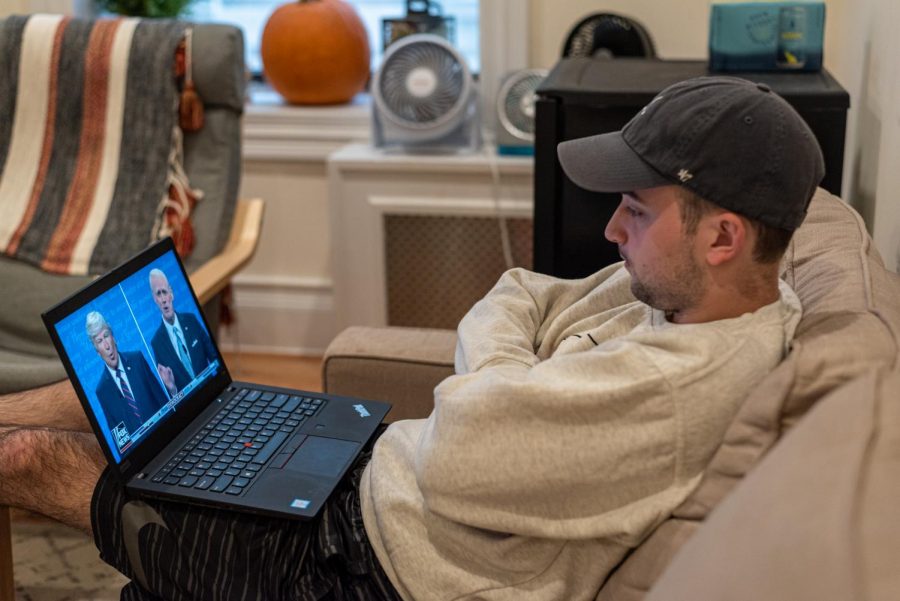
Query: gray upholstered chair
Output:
[[0, 20, 263, 598]]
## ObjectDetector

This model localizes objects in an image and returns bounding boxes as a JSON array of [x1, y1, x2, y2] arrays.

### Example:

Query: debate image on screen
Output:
[[53, 250, 219, 462]]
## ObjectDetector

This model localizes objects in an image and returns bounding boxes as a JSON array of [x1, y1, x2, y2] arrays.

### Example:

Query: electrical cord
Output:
[[486, 146, 515, 270]]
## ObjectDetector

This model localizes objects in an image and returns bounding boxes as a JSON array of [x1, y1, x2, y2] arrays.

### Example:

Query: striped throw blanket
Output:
[[0, 14, 201, 275]]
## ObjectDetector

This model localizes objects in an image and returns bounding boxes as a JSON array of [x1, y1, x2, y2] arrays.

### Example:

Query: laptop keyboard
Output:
[[150, 388, 327, 496]]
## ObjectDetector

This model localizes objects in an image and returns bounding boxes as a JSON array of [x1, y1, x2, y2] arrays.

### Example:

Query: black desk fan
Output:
[[562, 12, 657, 59]]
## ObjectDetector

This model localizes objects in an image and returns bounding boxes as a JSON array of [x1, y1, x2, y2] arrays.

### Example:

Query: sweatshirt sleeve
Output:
[[417, 336, 691, 543], [454, 265, 626, 375]]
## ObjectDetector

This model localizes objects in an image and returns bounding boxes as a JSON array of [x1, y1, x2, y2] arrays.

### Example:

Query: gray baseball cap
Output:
[[557, 76, 825, 231]]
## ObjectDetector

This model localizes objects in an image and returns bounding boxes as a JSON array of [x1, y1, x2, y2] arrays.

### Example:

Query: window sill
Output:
[[242, 82, 371, 162]]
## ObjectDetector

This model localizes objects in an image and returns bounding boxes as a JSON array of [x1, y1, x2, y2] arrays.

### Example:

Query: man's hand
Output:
[[157, 363, 176, 396]]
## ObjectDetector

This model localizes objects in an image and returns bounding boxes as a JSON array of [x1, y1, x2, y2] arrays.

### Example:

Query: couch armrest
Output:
[[190, 198, 264, 305], [322, 326, 457, 422]]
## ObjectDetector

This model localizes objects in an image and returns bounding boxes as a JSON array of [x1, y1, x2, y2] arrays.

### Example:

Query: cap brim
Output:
[[557, 131, 671, 193]]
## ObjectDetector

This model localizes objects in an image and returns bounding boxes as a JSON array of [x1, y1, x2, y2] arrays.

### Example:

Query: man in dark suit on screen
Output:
[[86, 311, 169, 439], [148, 268, 216, 395]]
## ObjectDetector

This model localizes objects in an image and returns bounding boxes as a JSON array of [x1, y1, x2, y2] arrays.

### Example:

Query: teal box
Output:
[[709, 2, 825, 72]]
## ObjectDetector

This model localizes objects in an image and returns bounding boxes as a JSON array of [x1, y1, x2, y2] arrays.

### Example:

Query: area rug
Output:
[[11, 519, 126, 601]]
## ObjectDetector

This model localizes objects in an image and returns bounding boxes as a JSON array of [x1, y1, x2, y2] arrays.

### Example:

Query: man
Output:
[[148, 268, 216, 395], [86, 311, 169, 440], [0, 77, 823, 600]]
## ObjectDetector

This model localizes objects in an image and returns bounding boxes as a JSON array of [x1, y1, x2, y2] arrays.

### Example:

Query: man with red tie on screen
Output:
[[86, 311, 169, 440]]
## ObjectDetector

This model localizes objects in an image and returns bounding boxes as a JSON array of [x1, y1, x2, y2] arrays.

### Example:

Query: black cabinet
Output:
[[533, 58, 850, 279]]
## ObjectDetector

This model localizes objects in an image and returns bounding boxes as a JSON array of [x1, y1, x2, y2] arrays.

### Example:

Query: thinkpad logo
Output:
[[353, 404, 371, 418]]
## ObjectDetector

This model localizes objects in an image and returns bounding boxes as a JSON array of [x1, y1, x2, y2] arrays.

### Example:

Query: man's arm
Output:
[[455, 264, 627, 375], [417, 336, 692, 543]]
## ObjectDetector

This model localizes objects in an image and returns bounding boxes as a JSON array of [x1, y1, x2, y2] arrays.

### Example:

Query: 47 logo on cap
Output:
[[640, 94, 665, 116]]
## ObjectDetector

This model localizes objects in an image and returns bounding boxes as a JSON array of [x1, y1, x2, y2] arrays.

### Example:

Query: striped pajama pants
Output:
[[90, 426, 401, 601]]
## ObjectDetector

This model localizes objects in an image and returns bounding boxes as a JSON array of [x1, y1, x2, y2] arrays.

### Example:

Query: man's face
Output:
[[604, 186, 706, 315], [151, 274, 175, 323], [92, 327, 119, 369]]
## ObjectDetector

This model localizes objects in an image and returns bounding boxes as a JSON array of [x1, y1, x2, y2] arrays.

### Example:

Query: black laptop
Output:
[[42, 237, 390, 520]]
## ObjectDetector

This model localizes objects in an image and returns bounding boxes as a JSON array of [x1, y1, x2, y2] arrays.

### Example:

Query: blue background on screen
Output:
[[53, 251, 214, 464], [122, 252, 202, 355]]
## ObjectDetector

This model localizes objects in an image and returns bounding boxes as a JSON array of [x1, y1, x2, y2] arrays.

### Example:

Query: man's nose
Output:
[[605, 204, 626, 244]]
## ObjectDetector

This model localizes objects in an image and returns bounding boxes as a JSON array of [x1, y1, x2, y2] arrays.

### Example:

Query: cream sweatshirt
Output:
[[361, 264, 802, 601]]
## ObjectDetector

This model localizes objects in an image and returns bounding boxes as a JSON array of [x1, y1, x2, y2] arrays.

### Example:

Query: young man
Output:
[[0, 76, 823, 600]]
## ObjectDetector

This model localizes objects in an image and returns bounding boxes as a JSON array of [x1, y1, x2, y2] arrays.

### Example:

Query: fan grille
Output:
[[386, 214, 533, 329], [379, 40, 466, 127], [564, 13, 655, 59], [501, 72, 545, 140]]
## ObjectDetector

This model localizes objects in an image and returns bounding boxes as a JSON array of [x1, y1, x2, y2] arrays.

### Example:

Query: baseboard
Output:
[[218, 275, 337, 355], [218, 341, 329, 357]]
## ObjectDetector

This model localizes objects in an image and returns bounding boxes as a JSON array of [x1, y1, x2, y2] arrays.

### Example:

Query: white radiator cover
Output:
[[385, 214, 533, 329], [328, 143, 535, 332]]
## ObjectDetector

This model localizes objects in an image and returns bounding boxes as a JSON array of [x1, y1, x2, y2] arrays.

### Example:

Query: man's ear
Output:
[[703, 212, 747, 266]]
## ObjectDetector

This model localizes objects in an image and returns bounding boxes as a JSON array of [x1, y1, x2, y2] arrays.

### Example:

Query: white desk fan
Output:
[[372, 33, 480, 153]]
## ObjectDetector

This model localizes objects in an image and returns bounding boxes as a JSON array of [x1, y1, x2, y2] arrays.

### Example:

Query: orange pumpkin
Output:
[[261, 0, 371, 105]]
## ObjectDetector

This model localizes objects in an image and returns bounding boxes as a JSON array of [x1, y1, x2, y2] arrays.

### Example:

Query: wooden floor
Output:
[[222, 352, 323, 392]]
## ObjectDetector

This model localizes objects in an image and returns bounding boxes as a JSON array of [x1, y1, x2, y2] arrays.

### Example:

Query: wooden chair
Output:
[[0, 18, 262, 599]]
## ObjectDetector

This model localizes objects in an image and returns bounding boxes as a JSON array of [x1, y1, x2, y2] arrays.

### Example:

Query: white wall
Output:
[[530, 0, 708, 65], [825, 0, 900, 270], [528, 0, 845, 67], [0, 0, 30, 15], [217, 159, 337, 355], [0, 0, 86, 16], [239, 161, 332, 283]]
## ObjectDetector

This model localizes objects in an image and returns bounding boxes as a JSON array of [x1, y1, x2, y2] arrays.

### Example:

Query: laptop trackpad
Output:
[[285, 437, 360, 477]]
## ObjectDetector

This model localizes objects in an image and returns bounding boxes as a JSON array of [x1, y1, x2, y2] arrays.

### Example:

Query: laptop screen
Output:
[[47, 245, 222, 464]]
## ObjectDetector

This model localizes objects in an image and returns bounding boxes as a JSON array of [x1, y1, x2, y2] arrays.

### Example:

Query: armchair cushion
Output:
[[182, 107, 242, 272], [190, 23, 245, 112], [181, 23, 245, 271], [0, 347, 68, 393], [0, 255, 89, 358]]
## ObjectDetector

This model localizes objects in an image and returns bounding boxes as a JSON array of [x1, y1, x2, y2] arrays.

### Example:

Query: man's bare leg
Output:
[[0, 380, 91, 432], [0, 426, 104, 534]]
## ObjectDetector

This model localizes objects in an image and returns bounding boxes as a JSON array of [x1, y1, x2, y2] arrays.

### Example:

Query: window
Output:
[[187, 0, 480, 76]]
